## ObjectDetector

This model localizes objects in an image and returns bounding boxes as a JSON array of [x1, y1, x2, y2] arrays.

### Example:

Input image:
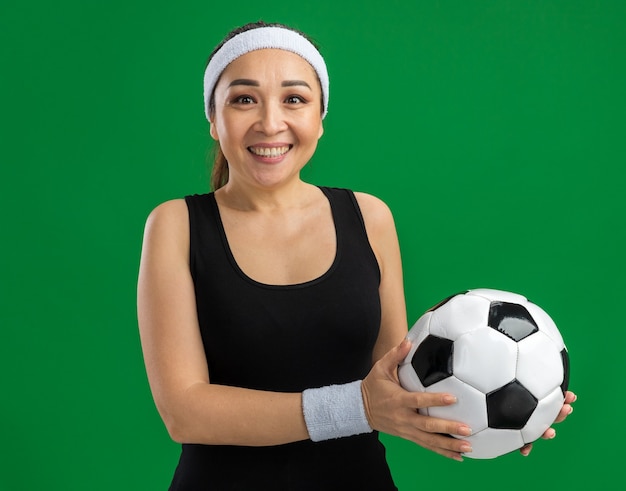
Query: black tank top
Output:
[[170, 187, 397, 490]]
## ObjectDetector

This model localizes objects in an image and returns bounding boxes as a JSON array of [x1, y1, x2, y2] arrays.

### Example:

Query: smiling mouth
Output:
[[248, 145, 292, 158]]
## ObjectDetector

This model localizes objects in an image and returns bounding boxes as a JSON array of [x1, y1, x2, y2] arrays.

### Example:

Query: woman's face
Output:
[[210, 48, 324, 190]]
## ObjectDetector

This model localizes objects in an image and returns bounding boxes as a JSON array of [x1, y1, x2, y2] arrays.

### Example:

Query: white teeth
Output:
[[249, 146, 290, 157]]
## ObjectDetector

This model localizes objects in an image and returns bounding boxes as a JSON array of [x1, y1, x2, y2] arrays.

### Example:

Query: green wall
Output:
[[2, 1, 624, 489]]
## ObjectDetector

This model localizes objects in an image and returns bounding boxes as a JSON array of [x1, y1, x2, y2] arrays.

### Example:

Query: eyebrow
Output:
[[227, 79, 312, 89], [228, 79, 259, 87], [281, 80, 312, 89]]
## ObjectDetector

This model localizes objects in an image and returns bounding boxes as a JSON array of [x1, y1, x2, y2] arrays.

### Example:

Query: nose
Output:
[[256, 101, 288, 135]]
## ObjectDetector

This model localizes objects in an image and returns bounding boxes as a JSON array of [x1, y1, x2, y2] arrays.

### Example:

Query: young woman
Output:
[[137, 21, 576, 490]]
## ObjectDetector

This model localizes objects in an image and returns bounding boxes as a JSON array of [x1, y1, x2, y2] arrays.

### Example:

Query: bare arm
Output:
[[355, 193, 474, 460], [137, 200, 309, 446], [353, 192, 408, 361], [355, 193, 577, 460]]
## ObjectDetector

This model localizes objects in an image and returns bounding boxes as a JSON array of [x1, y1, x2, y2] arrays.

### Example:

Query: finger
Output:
[[413, 413, 473, 440], [427, 444, 466, 462], [410, 391, 459, 410], [541, 427, 556, 439], [378, 338, 412, 378], [400, 414, 474, 460], [520, 443, 533, 456], [389, 338, 412, 364], [553, 403, 573, 423], [418, 440, 465, 462], [564, 391, 577, 404], [413, 428, 473, 457]]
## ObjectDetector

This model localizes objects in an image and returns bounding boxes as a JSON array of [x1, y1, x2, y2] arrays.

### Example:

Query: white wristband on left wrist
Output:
[[302, 380, 373, 442]]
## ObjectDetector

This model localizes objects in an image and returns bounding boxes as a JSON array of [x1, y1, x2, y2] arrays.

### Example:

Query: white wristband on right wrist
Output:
[[302, 380, 373, 442]]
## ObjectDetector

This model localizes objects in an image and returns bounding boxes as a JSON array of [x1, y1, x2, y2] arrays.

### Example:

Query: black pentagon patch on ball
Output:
[[411, 335, 453, 387], [487, 380, 538, 429], [561, 348, 570, 394], [488, 301, 538, 341]]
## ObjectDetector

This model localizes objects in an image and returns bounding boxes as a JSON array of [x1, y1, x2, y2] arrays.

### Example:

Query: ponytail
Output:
[[210, 142, 229, 191]]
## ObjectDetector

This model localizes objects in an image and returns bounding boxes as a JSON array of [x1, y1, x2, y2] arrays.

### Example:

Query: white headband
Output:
[[203, 26, 329, 121]]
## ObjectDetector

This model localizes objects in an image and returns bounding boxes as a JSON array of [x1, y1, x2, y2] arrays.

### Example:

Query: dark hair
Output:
[[206, 21, 321, 191]]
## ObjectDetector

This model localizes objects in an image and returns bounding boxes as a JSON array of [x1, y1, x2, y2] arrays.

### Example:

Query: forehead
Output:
[[219, 48, 319, 84]]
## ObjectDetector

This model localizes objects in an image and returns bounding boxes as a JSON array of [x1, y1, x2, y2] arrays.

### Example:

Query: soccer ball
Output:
[[398, 289, 570, 459]]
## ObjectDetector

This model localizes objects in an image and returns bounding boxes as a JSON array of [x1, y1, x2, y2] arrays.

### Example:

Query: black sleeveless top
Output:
[[170, 187, 397, 490]]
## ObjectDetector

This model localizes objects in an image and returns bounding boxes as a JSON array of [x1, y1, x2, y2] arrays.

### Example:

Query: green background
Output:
[[1, 1, 624, 489]]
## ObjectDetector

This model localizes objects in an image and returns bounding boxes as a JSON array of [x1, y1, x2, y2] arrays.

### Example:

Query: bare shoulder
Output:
[[142, 199, 189, 253], [144, 199, 188, 233], [145, 198, 188, 226], [353, 191, 396, 234]]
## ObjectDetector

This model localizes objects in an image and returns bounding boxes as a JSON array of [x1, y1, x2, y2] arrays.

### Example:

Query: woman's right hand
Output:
[[361, 339, 473, 461]]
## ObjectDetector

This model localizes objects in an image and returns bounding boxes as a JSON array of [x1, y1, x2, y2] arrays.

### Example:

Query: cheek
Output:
[[211, 114, 240, 144], [306, 120, 323, 144], [293, 113, 323, 141]]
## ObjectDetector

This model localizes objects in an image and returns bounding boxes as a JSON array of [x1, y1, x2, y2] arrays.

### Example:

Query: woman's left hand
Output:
[[519, 390, 577, 456]]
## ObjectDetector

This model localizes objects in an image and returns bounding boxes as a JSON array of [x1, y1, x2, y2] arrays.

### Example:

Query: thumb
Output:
[[380, 338, 412, 371]]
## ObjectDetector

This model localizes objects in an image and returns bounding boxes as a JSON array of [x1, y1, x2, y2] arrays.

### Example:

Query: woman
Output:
[[137, 21, 576, 490]]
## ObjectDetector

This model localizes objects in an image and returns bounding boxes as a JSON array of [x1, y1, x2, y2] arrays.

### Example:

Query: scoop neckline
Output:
[[210, 186, 341, 290]]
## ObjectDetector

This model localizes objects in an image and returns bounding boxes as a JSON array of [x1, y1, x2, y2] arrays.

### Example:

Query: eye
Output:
[[285, 95, 307, 104], [232, 95, 255, 105]]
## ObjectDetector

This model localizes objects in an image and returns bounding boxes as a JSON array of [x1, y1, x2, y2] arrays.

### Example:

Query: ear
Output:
[[209, 119, 219, 141], [317, 120, 324, 139]]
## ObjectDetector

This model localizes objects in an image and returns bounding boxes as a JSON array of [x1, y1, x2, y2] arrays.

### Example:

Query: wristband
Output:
[[302, 380, 373, 442]]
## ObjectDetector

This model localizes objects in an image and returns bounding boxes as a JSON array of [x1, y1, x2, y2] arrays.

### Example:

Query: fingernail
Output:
[[458, 426, 472, 437], [443, 395, 457, 404], [460, 444, 472, 453]]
